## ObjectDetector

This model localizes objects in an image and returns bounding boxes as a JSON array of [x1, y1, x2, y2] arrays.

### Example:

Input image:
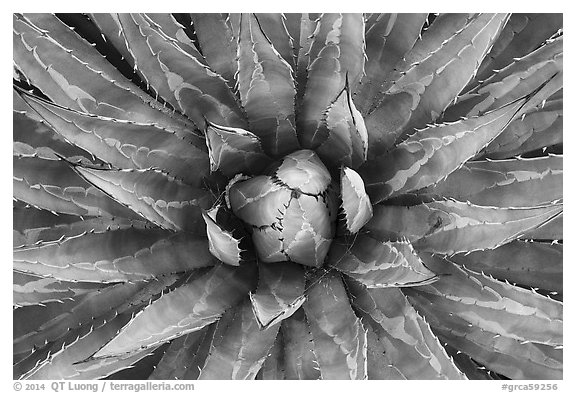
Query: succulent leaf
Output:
[[422, 155, 562, 207], [294, 13, 317, 107], [274, 149, 331, 194], [15, 277, 175, 379], [256, 329, 286, 379], [13, 153, 136, 218], [205, 121, 272, 176], [315, 83, 369, 168], [116, 13, 245, 129], [281, 308, 321, 379], [180, 324, 219, 379], [91, 262, 256, 358], [75, 166, 213, 232], [450, 240, 562, 293], [237, 13, 300, 157], [524, 213, 562, 240], [356, 13, 427, 112], [190, 13, 238, 90], [367, 199, 562, 255], [303, 271, 368, 380], [249, 262, 306, 328], [19, 90, 210, 186], [365, 14, 508, 156], [14, 218, 214, 282], [361, 93, 530, 203], [256, 13, 297, 71], [483, 96, 562, 159], [12, 12, 564, 381], [90, 13, 207, 73], [13, 13, 192, 131], [327, 234, 437, 288], [14, 280, 153, 357], [407, 287, 562, 379], [13, 272, 102, 307], [445, 36, 563, 120], [408, 256, 562, 346], [346, 280, 466, 379], [13, 94, 95, 161], [471, 14, 563, 87], [148, 327, 212, 380], [198, 299, 280, 379], [228, 150, 335, 266], [202, 206, 244, 266], [340, 167, 372, 233], [298, 14, 365, 148]]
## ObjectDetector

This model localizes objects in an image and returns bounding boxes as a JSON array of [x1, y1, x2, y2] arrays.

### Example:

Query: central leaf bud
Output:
[[227, 150, 337, 267]]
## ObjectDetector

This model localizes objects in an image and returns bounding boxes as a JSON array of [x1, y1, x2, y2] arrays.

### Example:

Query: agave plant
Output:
[[13, 13, 563, 380]]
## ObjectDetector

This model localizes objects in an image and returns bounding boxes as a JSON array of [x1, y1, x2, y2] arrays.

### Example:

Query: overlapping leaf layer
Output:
[[14, 13, 562, 380]]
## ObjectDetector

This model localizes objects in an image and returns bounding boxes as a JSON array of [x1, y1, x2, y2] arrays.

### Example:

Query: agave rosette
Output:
[[13, 13, 563, 380]]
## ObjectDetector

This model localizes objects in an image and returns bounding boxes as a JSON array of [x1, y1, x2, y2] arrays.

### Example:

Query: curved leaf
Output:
[[256, 13, 297, 71], [422, 155, 562, 207], [346, 280, 466, 379], [113, 13, 244, 129], [20, 91, 209, 186], [450, 240, 562, 293], [202, 207, 244, 266], [315, 84, 368, 168], [75, 166, 213, 232], [14, 218, 214, 282], [524, 212, 562, 240], [483, 97, 562, 158], [13, 13, 192, 132], [366, 199, 563, 254], [143, 13, 206, 60], [303, 271, 367, 380], [365, 14, 508, 157], [356, 13, 427, 112], [13, 153, 136, 218], [13, 279, 172, 359], [13, 95, 94, 161], [294, 13, 317, 108], [237, 13, 300, 157], [148, 328, 211, 380], [298, 13, 365, 147], [190, 13, 238, 89], [445, 36, 563, 120], [408, 256, 562, 346], [13, 202, 80, 247], [472, 14, 563, 88], [327, 234, 437, 288], [407, 287, 562, 380], [92, 262, 256, 358], [13, 272, 101, 307], [198, 299, 280, 379], [361, 93, 528, 203], [256, 329, 286, 379], [15, 277, 174, 379], [249, 262, 306, 329], [340, 167, 372, 233], [281, 308, 321, 380], [205, 121, 272, 176]]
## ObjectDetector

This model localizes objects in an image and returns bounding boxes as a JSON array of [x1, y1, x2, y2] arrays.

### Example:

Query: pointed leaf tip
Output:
[[304, 271, 368, 380], [341, 167, 373, 233], [237, 13, 300, 157], [315, 83, 369, 168], [328, 234, 437, 288], [202, 206, 245, 266], [249, 262, 306, 329], [92, 262, 256, 359]]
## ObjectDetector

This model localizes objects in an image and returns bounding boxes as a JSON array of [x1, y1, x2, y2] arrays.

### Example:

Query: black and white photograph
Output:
[[11, 9, 565, 384]]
